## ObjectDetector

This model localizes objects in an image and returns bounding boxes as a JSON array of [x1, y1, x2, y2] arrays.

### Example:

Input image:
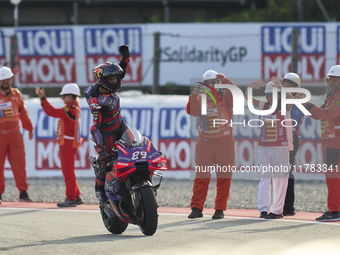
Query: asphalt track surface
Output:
[[1, 202, 340, 255]]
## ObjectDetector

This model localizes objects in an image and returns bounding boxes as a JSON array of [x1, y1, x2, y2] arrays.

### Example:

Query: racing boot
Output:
[[95, 180, 108, 203]]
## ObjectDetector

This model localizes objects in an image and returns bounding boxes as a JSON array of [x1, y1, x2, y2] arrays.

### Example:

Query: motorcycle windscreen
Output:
[[120, 127, 143, 147]]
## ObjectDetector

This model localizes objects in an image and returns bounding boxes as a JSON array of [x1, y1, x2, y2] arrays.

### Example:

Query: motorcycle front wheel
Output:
[[100, 202, 128, 234], [137, 186, 158, 236]]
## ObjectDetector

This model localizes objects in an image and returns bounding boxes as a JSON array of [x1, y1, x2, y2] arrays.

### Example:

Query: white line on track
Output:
[[1, 207, 340, 226], [158, 213, 340, 226]]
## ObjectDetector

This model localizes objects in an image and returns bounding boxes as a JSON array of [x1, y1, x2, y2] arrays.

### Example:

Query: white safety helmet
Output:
[[327, 65, 340, 77], [202, 70, 217, 81], [283, 72, 301, 87], [60, 83, 81, 96], [0, 67, 14, 81], [264, 81, 280, 93]]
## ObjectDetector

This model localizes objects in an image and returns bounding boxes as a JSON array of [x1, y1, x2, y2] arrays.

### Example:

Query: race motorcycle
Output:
[[89, 127, 168, 236]]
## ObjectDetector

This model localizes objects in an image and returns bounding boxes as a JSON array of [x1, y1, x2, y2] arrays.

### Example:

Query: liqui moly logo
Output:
[[84, 26, 142, 84], [261, 25, 326, 82], [17, 28, 76, 85]]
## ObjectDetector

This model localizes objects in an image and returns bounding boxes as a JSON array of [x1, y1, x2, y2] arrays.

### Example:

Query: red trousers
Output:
[[59, 139, 81, 200], [325, 147, 340, 212], [326, 174, 340, 212], [0, 129, 28, 194], [190, 135, 234, 211]]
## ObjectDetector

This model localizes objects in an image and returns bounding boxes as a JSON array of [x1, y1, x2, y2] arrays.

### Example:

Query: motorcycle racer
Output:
[[85, 45, 130, 203]]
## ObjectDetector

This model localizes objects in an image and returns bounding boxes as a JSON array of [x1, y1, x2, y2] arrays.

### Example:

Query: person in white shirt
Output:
[[245, 77, 294, 219]]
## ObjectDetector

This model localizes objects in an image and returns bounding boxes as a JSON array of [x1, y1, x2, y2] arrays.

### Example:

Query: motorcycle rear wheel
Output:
[[138, 186, 158, 236], [100, 202, 128, 234]]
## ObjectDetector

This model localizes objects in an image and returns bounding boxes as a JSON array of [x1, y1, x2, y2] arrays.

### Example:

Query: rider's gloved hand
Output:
[[98, 151, 112, 167], [119, 44, 130, 58]]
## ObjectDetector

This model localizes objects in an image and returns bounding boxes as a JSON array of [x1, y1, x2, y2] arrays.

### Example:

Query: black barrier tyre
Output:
[[100, 202, 128, 234], [138, 187, 158, 236]]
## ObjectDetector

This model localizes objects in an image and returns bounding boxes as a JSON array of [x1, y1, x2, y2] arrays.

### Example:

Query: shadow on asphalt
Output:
[[0, 209, 39, 218], [158, 217, 265, 231], [0, 233, 146, 252], [157, 217, 312, 233]]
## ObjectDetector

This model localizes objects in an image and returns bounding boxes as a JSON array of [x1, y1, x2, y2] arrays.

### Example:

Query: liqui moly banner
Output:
[[261, 25, 326, 83], [17, 28, 77, 86], [1, 22, 340, 86], [84, 26, 142, 85], [158, 108, 191, 170]]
